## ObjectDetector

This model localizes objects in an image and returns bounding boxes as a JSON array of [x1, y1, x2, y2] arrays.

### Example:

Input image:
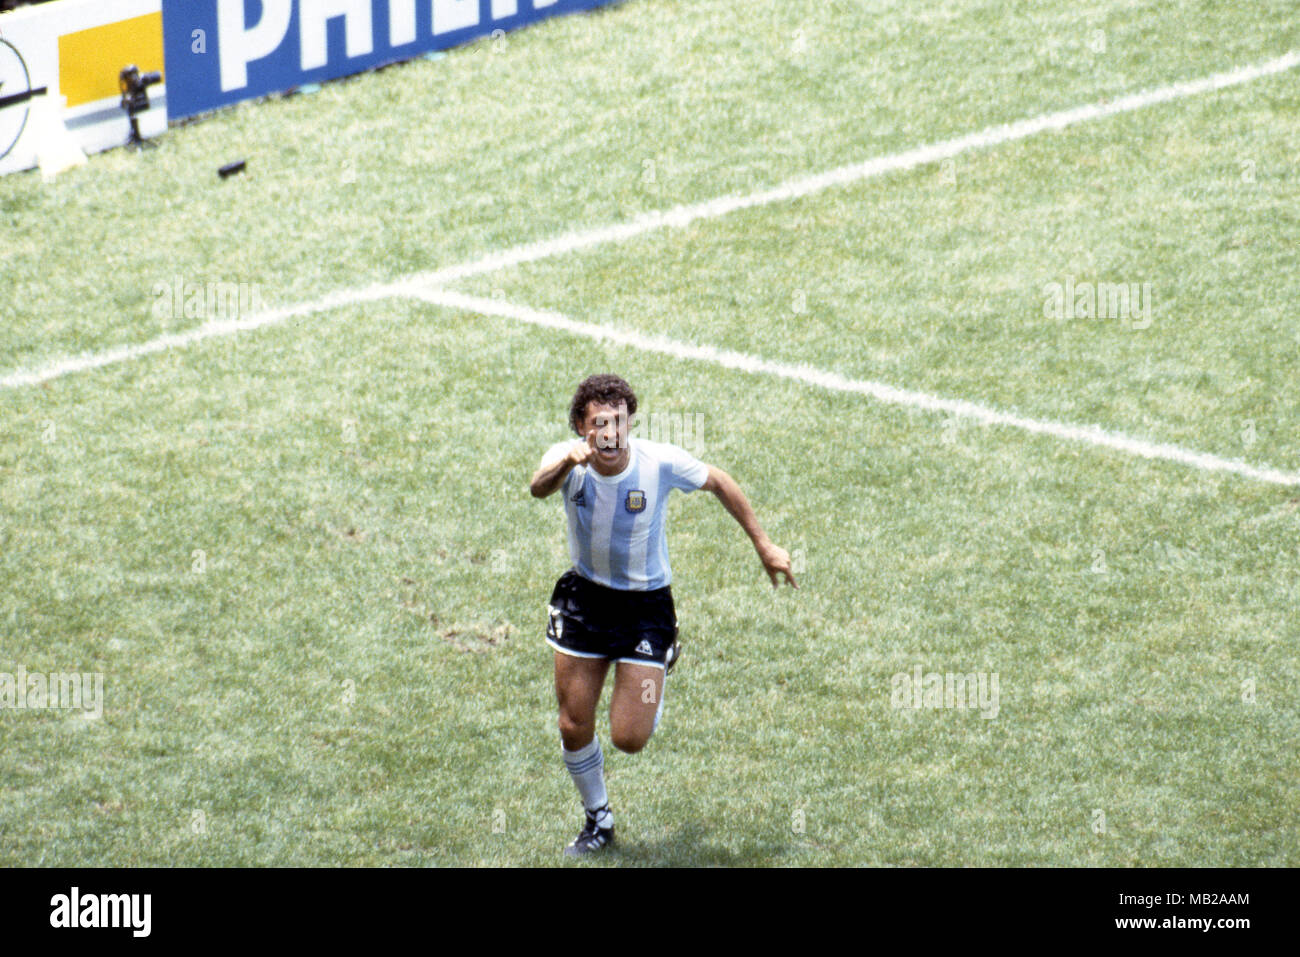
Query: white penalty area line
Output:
[[3, 49, 1296, 396], [406, 287, 1300, 488]]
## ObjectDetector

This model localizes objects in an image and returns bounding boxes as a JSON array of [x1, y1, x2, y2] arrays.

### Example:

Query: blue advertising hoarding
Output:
[[162, 0, 621, 119]]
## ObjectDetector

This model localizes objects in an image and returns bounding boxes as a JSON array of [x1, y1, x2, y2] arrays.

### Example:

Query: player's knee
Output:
[[611, 727, 649, 754], [558, 712, 593, 746]]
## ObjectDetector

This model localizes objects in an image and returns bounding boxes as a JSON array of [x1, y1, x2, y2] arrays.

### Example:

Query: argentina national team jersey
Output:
[[543, 437, 709, 591]]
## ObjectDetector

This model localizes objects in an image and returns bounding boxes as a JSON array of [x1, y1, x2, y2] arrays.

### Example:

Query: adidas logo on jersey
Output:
[[571, 488, 586, 507]]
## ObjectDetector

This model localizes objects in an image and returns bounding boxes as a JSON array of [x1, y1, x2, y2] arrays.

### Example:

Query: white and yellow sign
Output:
[[0, 0, 166, 176]]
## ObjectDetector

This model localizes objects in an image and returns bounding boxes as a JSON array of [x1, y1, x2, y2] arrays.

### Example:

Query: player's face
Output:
[[582, 401, 630, 474]]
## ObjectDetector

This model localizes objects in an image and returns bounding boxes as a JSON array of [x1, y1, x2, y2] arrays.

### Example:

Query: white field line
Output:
[[0, 285, 397, 389], [407, 287, 1300, 487], [2, 49, 1296, 394], [405, 50, 1300, 290]]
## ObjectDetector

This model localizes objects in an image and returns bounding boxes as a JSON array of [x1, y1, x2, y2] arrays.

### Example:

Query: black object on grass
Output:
[[218, 160, 247, 179]]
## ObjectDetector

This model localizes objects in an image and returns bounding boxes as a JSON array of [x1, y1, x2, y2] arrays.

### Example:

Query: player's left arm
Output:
[[700, 465, 798, 589]]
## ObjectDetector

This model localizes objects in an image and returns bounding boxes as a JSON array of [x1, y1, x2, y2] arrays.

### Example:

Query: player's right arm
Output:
[[530, 430, 598, 498]]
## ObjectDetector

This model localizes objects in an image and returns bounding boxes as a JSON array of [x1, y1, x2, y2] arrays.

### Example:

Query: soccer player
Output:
[[529, 373, 797, 856]]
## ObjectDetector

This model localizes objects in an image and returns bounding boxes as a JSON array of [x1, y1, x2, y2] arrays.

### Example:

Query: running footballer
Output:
[[530, 374, 798, 856]]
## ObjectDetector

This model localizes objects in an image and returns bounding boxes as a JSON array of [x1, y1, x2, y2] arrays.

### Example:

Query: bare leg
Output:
[[554, 652, 610, 750], [609, 661, 666, 754]]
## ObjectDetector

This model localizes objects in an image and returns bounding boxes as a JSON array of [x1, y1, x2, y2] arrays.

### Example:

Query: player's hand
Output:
[[567, 430, 599, 468], [757, 540, 798, 589]]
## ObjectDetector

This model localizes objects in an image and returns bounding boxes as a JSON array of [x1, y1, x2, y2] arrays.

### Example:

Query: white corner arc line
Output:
[[407, 287, 1300, 488], [1, 50, 1296, 394]]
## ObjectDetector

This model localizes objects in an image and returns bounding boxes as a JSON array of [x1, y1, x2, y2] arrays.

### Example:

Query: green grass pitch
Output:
[[0, 0, 1297, 865]]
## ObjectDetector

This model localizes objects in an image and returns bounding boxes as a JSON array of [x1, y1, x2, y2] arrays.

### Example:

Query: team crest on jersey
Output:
[[624, 490, 646, 513]]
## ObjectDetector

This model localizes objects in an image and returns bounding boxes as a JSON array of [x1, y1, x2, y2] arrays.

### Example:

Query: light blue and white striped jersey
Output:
[[542, 437, 710, 591]]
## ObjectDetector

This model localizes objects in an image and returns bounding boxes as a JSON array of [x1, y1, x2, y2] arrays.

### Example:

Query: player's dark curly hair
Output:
[[569, 374, 638, 435]]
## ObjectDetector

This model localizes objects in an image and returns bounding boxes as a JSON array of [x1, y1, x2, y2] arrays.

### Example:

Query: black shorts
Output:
[[545, 569, 678, 668]]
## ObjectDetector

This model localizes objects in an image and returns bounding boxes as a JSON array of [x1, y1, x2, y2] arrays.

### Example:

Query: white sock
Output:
[[563, 738, 611, 823]]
